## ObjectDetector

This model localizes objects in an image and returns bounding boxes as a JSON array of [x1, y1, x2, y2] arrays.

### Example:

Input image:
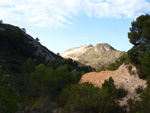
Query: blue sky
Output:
[[0, 0, 150, 54]]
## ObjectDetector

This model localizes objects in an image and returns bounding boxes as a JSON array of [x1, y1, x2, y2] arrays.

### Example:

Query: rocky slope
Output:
[[0, 23, 62, 73], [23, 32, 62, 61], [61, 43, 125, 69], [80, 63, 147, 106]]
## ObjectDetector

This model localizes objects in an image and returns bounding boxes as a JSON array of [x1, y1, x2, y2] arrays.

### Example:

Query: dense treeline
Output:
[[0, 58, 88, 112], [0, 58, 127, 113]]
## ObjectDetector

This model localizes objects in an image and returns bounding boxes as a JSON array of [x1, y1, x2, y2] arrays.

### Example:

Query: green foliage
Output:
[[128, 14, 150, 78], [29, 64, 57, 98], [29, 61, 80, 98], [36, 37, 39, 42], [80, 65, 94, 72], [126, 15, 150, 113], [0, 66, 19, 113], [138, 47, 150, 78], [62, 58, 94, 73], [62, 58, 77, 67], [131, 88, 150, 113], [0, 57, 84, 112], [107, 53, 127, 71], [54, 64, 79, 91], [135, 86, 144, 94], [0, 86, 19, 113], [21, 58, 35, 73], [47, 59, 59, 70], [1, 58, 128, 113], [28, 96, 55, 113], [60, 79, 127, 113], [102, 77, 128, 99]]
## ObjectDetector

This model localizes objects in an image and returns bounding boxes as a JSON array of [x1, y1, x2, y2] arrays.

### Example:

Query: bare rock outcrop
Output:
[[23, 33, 62, 62], [61, 43, 125, 69], [80, 63, 147, 106]]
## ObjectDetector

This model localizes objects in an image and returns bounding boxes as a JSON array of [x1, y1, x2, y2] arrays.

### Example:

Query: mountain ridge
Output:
[[61, 43, 126, 69]]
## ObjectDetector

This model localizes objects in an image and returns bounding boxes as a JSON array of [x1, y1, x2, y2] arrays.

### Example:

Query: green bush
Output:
[[0, 66, 20, 113], [29, 64, 57, 98], [102, 77, 128, 99], [135, 86, 144, 94], [60, 80, 126, 113], [54, 64, 79, 91]]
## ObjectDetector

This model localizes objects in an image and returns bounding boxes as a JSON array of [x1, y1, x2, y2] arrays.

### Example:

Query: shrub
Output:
[[60, 81, 126, 113], [135, 86, 144, 94]]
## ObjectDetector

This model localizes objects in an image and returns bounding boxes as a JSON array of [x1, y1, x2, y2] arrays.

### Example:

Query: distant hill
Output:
[[61, 43, 126, 69], [0, 23, 62, 73]]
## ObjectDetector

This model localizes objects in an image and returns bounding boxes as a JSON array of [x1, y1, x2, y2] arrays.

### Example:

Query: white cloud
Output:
[[0, 0, 150, 28]]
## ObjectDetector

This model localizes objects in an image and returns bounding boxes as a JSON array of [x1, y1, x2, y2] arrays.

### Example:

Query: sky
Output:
[[0, 0, 150, 54]]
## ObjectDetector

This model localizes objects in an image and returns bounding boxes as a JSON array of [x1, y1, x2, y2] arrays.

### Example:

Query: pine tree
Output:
[[128, 14, 150, 78]]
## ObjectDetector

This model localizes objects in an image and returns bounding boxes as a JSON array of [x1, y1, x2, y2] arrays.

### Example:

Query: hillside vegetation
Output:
[[0, 58, 126, 113]]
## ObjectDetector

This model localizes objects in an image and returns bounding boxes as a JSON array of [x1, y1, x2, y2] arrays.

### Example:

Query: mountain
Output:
[[80, 63, 147, 107], [0, 23, 62, 73], [61, 43, 125, 69]]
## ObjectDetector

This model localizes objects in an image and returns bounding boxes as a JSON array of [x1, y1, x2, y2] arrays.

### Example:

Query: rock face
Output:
[[80, 63, 147, 106], [61, 43, 125, 69], [23, 33, 62, 62]]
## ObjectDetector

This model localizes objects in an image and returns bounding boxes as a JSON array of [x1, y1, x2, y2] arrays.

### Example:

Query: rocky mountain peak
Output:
[[95, 43, 115, 53], [61, 43, 125, 69], [82, 44, 93, 48]]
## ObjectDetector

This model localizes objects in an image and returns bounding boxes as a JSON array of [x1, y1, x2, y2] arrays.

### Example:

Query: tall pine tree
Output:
[[128, 14, 150, 78]]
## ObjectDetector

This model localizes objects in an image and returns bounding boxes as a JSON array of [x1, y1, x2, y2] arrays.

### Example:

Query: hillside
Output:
[[0, 23, 62, 73], [61, 43, 125, 69]]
